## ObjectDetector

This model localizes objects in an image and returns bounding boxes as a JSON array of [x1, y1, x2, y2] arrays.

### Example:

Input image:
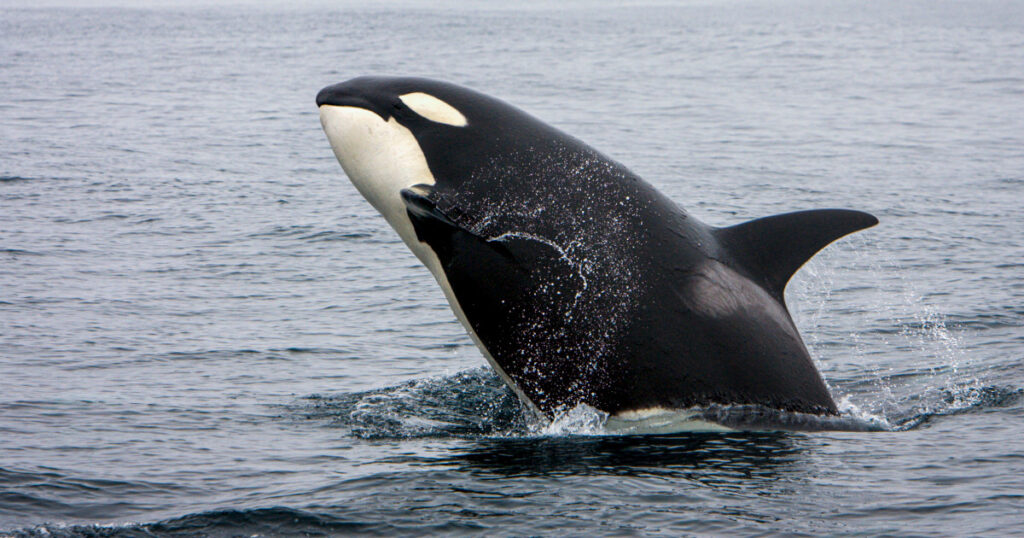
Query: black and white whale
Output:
[[316, 76, 877, 423]]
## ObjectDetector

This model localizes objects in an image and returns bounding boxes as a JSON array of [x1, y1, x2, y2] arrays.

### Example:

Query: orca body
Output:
[[317, 77, 877, 418]]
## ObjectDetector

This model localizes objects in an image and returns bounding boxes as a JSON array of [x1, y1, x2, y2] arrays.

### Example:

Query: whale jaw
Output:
[[318, 104, 435, 253]]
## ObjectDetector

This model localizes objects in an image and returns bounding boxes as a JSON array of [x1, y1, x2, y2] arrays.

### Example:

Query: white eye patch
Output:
[[398, 92, 468, 127]]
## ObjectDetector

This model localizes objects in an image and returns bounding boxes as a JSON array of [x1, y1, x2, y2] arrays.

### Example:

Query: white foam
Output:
[[531, 404, 735, 436]]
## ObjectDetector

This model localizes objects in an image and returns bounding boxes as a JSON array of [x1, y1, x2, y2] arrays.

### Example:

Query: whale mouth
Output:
[[316, 83, 390, 120]]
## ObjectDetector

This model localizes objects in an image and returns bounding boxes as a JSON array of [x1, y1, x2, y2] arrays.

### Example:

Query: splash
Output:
[[786, 235, 1018, 431], [296, 368, 526, 439], [534, 403, 609, 436], [292, 368, 971, 439]]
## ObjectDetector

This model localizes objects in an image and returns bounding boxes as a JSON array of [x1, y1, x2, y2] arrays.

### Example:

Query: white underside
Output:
[[605, 407, 734, 434], [319, 105, 540, 416], [539, 404, 735, 435]]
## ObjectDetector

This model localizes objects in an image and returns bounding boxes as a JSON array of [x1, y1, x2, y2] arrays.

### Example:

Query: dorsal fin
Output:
[[714, 209, 878, 300]]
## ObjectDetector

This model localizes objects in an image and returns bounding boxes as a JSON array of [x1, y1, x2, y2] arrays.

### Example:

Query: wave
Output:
[[883, 384, 1022, 431], [0, 175, 36, 182], [245, 225, 378, 243], [8, 507, 383, 538], [295, 368, 526, 439], [291, 367, 1019, 438]]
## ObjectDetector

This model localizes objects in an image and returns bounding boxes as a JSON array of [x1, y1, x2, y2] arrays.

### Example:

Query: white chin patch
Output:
[[399, 92, 468, 127], [318, 104, 434, 250]]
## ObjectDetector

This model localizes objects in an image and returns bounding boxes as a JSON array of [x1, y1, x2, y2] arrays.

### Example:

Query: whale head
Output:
[[316, 76, 491, 251]]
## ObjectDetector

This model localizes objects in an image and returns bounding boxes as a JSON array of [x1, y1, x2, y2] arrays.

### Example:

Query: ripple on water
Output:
[[289, 367, 1021, 439]]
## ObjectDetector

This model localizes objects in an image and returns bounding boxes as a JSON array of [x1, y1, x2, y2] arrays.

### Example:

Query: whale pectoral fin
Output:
[[714, 209, 879, 300], [400, 184, 481, 259], [401, 183, 457, 229], [401, 185, 576, 283], [401, 185, 564, 269]]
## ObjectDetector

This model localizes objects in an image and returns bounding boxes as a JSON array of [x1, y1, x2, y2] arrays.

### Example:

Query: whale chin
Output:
[[318, 104, 434, 253]]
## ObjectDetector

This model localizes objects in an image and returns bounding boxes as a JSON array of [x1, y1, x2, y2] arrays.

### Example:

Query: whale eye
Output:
[[398, 92, 468, 127]]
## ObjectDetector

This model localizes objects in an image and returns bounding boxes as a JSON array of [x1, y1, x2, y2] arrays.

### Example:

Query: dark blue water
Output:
[[2, 1, 1023, 535]]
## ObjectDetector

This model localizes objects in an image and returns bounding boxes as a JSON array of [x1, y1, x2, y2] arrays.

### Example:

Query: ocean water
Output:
[[2, 0, 1023, 535]]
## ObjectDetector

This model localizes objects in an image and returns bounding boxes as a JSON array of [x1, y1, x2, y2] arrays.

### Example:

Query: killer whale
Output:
[[317, 76, 877, 419]]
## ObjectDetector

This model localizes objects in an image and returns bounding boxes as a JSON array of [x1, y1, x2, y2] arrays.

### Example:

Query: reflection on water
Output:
[[446, 433, 801, 484]]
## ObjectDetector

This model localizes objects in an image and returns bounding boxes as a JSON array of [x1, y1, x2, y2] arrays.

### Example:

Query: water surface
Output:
[[2, 1, 1023, 535]]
